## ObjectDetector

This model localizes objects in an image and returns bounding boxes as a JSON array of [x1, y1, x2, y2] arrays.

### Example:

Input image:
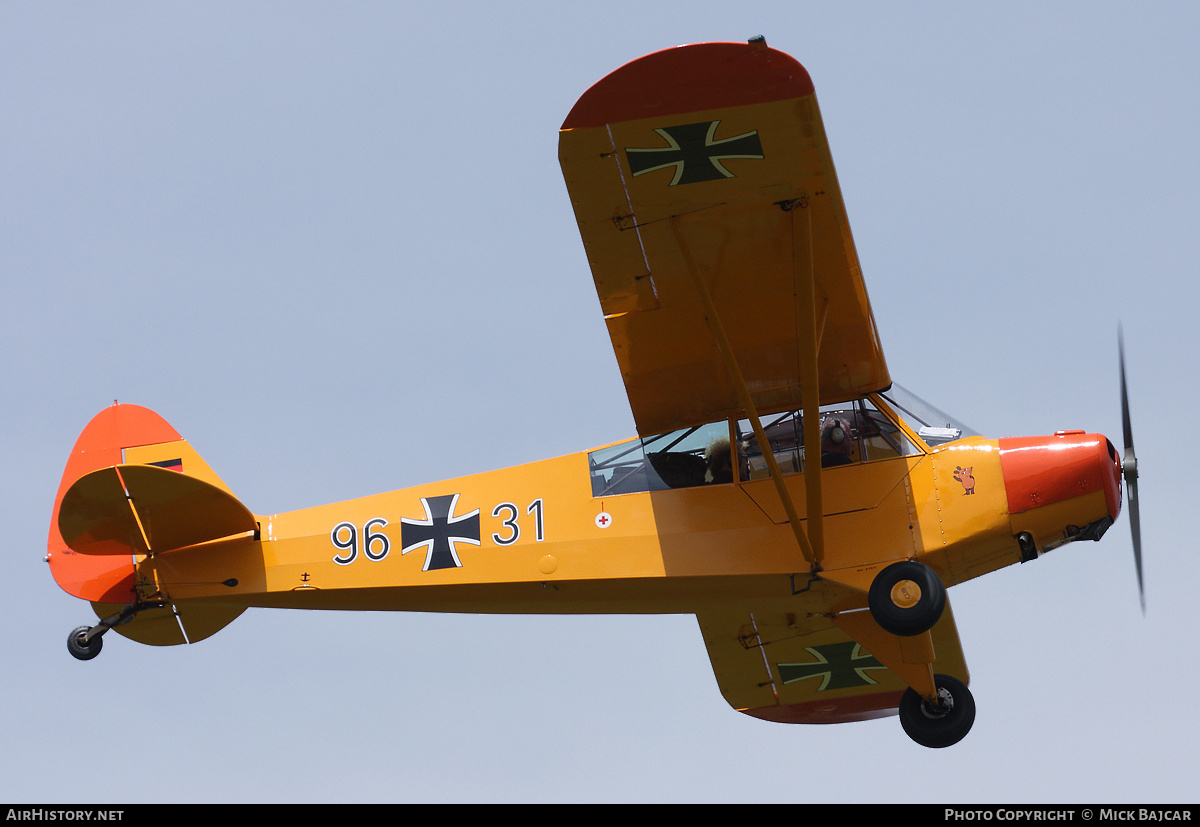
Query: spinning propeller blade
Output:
[[1119, 328, 1143, 613]]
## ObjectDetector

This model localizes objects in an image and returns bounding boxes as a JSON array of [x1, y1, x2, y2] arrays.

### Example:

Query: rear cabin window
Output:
[[588, 421, 730, 496]]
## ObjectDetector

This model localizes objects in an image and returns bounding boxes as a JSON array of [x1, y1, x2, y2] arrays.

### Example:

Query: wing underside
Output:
[[559, 40, 889, 437], [697, 601, 969, 724]]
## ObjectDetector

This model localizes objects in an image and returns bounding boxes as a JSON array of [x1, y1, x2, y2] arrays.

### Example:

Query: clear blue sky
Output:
[[3, 2, 1197, 803]]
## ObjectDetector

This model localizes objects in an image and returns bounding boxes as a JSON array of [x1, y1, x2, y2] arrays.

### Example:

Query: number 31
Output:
[[490, 499, 544, 546]]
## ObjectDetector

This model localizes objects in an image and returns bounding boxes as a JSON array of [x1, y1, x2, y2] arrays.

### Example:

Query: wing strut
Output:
[[790, 200, 825, 570], [670, 215, 823, 570]]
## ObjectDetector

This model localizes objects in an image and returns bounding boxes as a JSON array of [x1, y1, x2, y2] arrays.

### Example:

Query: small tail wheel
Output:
[[867, 560, 946, 636], [899, 673, 976, 748], [67, 626, 102, 661]]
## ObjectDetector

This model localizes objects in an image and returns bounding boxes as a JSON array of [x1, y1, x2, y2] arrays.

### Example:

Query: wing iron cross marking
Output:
[[777, 642, 887, 691], [625, 120, 763, 186], [400, 494, 481, 571]]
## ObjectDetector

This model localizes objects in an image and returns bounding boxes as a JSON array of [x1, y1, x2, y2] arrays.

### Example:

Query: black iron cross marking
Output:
[[777, 642, 886, 691], [400, 494, 481, 571], [625, 121, 763, 186]]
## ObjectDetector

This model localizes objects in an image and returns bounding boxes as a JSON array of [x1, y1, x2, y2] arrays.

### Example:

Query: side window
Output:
[[735, 398, 920, 481], [736, 410, 803, 480], [856, 398, 922, 460], [589, 421, 732, 496]]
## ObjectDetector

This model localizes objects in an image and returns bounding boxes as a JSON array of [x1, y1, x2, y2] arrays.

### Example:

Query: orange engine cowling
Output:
[[998, 431, 1122, 555]]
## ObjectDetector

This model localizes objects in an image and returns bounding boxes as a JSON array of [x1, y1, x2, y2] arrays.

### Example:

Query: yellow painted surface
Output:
[[909, 438, 1019, 585], [141, 420, 1009, 614], [1009, 489, 1111, 552], [560, 94, 889, 437], [125, 439, 237, 495], [49, 41, 1130, 732]]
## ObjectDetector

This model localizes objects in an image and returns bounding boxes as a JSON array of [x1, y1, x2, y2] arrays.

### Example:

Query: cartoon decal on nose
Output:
[[954, 466, 975, 495]]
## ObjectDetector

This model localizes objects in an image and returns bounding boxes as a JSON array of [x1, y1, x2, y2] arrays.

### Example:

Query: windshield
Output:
[[878, 384, 978, 446]]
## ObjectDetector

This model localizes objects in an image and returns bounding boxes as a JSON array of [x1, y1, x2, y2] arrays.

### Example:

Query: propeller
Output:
[[1119, 327, 1143, 613]]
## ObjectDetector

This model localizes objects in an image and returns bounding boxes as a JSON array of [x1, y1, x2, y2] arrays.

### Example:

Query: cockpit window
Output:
[[736, 398, 921, 482], [588, 395, 928, 496], [879, 384, 977, 446]]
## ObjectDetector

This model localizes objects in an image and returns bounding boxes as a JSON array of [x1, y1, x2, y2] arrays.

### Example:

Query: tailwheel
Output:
[[64, 602, 155, 661], [67, 625, 102, 661], [899, 674, 975, 748], [867, 560, 946, 636]]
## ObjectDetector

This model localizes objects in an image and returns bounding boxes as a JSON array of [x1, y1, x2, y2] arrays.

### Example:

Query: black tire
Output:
[[867, 560, 946, 636], [899, 673, 975, 748], [67, 626, 102, 661]]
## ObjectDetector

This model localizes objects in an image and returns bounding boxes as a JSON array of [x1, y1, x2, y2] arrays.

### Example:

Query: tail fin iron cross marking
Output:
[[625, 121, 763, 186], [400, 494, 481, 571]]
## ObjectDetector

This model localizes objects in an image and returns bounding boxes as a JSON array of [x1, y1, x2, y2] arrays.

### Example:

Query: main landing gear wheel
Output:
[[899, 674, 975, 748], [67, 625, 102, 661], [867, 560, 946, 636]]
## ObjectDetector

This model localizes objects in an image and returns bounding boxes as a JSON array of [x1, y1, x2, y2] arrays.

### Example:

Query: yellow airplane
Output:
[[47, 38, 1141, 748]]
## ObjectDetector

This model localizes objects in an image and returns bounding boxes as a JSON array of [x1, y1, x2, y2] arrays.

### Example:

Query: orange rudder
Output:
[[48, 403, 184, 603], [49, 403, 249, 650]]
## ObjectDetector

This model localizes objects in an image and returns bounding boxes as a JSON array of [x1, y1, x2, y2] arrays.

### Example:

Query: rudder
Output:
[[49, 403, 248, 651]]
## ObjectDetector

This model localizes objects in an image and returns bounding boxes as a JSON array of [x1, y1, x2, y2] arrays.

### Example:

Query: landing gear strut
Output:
[[66, 602, 160, 661]]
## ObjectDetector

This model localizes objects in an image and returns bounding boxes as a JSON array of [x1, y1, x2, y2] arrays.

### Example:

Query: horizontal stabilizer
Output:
[[59, 464, 257, 556], [90, 600, 245, 646]]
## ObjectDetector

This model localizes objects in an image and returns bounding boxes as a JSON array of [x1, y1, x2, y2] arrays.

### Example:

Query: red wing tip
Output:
[[561, 41, 815, 130], [739, 691, 904, 724]]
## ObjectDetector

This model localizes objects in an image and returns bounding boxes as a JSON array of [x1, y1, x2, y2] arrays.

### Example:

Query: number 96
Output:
[[331, 518, 390, 565]]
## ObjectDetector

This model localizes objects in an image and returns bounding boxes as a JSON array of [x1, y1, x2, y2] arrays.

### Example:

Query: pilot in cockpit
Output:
[[821, 416, 854, 467], [705, 437, 734, 484]]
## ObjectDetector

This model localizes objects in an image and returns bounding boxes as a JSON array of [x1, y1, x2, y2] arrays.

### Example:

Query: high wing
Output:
[[698, 601, 969, 723], [559, 39, 888, 438]]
